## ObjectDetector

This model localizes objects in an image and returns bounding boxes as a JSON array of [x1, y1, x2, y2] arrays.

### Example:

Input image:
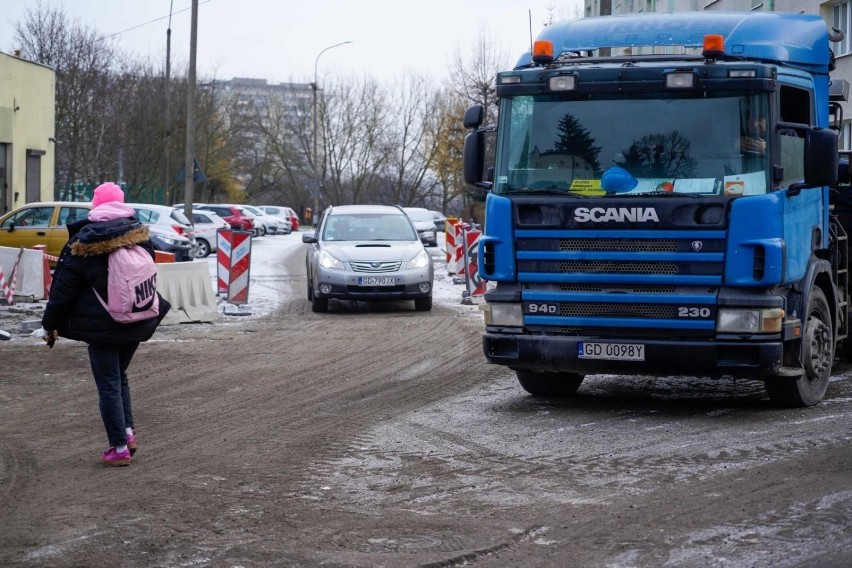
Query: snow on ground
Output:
[[1, 230, 485, 341]]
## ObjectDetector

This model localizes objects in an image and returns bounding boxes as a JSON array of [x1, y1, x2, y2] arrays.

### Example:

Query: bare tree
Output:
[[321, 75, 391, 206], [15, 3, 117, 198], [380, 72, 442, 207], [449, 28, 509, 125]]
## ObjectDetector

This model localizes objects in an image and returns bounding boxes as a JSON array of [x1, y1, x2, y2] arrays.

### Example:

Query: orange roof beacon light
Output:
[[532, 40, 555, 64], [703, 34, 725, 59]]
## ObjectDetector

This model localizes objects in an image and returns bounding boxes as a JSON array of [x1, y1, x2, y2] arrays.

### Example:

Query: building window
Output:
[[834, 1, 851, 56]]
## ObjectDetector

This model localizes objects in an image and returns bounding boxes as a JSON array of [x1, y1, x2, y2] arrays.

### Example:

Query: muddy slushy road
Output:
[[1, 239, 851, 567]]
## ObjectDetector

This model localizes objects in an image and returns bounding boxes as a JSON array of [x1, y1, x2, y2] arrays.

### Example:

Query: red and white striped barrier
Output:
[[31, 245, 58, 300], [227, 231, 252, 304], [465, 227, 486, 297], [216, 229, 252, 304], [445, 217, 459, 266], [0, 249, 25, 305], [452, 221, 469, 276]]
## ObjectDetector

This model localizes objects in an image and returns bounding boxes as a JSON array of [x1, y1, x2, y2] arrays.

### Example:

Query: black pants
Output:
[[87, 342, 140, 448]]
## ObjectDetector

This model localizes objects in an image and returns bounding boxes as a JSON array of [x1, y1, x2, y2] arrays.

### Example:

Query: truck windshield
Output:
[[494, 93, 772, 197]]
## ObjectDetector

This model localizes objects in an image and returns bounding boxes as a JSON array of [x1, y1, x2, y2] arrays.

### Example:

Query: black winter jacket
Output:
[[41, 215, 171, 345]]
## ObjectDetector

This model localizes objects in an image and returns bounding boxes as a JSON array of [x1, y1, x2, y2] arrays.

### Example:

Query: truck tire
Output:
[[765, 288, 832, 407], [516, 370, 584, 397]]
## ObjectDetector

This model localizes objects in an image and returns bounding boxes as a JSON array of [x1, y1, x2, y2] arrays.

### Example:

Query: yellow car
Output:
[[0, 201, 91, 260]]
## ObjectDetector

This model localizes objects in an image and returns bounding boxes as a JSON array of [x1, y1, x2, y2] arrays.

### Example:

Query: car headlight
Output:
[[405, 249, 430, 269], [159, 236, 176, 245], [481, 303, 524, 327], [717, 308, 784, 333], [318, 250, 345, 270]]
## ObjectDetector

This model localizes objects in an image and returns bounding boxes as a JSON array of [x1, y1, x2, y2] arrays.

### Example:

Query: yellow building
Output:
[[0, 51, 55, 216]]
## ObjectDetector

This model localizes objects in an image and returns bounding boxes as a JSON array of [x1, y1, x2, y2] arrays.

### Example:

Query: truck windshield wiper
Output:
[[503, 187, 588, 197], [629, 191, 699, 198]]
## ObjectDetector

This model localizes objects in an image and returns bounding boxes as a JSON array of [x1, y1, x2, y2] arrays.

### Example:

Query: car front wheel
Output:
[[414, 296, 432, 311], [311, 295, 328, 313]]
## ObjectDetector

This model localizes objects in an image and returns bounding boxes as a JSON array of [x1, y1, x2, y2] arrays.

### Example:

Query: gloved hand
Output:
[[40, 328, 58, 348], [42, 329, 59, 348]]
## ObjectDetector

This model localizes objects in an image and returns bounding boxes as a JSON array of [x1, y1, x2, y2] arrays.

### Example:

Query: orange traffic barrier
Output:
[[155, 251, 176, 263], [32, 245, 54, 299]]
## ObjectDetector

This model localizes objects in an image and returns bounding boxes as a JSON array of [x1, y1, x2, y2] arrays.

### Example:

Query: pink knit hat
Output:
[[91, 182, 125, 208]]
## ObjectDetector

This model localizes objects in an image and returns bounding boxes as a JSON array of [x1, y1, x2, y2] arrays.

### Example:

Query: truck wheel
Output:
[[765, 288, 832, 407], [311, 295, 328, 313], [516, 370, 584, 397]]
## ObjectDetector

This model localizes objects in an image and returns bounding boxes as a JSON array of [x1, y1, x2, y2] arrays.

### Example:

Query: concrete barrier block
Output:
[[156, 261, 219, 325]]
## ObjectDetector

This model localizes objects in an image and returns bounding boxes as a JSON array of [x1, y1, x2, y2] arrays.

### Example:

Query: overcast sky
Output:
[[2, 0, 584, 85]]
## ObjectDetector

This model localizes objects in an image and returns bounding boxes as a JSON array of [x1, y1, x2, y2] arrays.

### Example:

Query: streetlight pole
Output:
[[312, 40, 352, 226]]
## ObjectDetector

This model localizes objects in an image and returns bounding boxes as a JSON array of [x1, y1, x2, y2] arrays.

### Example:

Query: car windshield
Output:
[[322, 213, 417, 242], [495, 92, 774, 197]]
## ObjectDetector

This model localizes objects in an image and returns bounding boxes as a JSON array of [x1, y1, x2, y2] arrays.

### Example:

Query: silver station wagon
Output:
[[302, 204, 434, 312]]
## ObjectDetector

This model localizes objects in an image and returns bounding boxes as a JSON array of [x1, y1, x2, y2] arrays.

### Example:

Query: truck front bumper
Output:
[[483, 332, 784, 378]]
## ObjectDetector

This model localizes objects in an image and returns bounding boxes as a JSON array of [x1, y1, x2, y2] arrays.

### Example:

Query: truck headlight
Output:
[[318, 250, 345, 270], [405, 249, 430, 269], [481, 303, 524, 327], [717, 308, 784, 333]]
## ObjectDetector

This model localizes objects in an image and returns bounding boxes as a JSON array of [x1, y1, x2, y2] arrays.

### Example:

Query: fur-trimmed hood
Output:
[[70, 222, 150, 257]]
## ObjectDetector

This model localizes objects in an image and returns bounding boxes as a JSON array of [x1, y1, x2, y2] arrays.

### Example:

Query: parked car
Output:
[[402, 207, 438, 247], [196, 204, 255, 233], [430, 210, 448, 232], [256, 205, 297, 232], [127, 202, 195, 262], [0, 202, 91, 260], [189, 209, 229, 258], [241, 204, 287, 235], [302, 204, 433, 313]]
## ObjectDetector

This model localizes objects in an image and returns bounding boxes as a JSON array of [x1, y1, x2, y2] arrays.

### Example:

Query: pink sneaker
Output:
[[127, 431, 137, 456], [100, 447, 131, 467]]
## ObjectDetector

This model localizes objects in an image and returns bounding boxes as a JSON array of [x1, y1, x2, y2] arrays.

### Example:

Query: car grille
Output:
[[350, 261, 402, 273]]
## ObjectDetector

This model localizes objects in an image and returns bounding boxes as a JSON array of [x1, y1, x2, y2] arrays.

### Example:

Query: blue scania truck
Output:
[[462, 12, 851, 406]]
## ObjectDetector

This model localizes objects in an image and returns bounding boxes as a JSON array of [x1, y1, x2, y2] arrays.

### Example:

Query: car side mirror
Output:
[[7, 221, 15, 232], [302, 234, 317, 244]]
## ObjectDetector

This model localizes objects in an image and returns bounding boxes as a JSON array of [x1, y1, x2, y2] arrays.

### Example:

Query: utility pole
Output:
[[163, 0, 174, 204], [312, 41, 352, 226], [183, 0, 198, 222]]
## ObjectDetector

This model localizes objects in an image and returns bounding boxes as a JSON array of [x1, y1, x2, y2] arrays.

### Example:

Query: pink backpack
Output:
[[93, 245, 160, 323]]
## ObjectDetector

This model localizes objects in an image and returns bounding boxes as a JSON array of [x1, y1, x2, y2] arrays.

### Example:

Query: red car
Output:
[[197, 204, 255, 233]]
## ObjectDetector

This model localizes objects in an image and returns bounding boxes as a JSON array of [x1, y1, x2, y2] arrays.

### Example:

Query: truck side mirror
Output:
[[805, 128, 839, 186], [464, 131, 490, 189], [789, 128, 839, 196], [464, 104, 485, 129]]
